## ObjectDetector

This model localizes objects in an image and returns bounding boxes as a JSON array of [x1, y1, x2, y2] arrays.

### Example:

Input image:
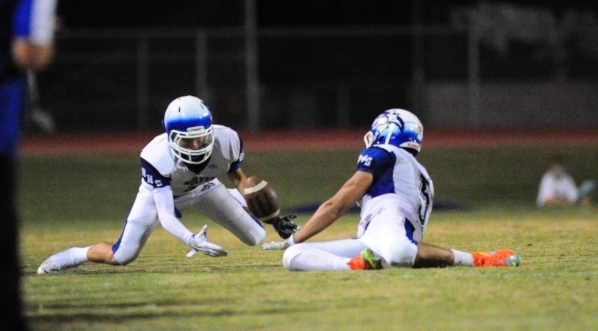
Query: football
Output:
[[243, 176, 281, 224]]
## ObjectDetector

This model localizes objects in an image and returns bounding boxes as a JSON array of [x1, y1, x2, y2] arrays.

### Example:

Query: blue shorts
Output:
[[0, 77, 26, 156]]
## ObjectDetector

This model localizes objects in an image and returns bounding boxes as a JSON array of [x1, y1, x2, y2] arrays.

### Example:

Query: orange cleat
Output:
[[472, 249, 520, 267], [347, 248, 382, 270]]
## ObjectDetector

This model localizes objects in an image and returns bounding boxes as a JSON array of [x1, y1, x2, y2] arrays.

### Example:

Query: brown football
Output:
[[242, 176, 281, 224]]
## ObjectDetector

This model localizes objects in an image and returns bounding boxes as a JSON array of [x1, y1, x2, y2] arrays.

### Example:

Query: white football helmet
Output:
[[364, 108, 423, 154], [163, 96, 214, 164]]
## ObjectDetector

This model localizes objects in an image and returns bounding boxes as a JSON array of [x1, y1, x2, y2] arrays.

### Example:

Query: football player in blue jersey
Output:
[[37, 95, 298, 274], [264, 109, 520, 270]]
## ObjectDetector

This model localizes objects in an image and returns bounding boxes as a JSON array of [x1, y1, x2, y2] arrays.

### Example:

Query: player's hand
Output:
[[187, 225, 228, 257], [263, 235, 295, 250], [272, 214, 300, 239]]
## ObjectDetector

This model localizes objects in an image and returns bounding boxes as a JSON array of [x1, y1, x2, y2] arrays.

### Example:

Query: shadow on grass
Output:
[[27, 301, 312, 323]]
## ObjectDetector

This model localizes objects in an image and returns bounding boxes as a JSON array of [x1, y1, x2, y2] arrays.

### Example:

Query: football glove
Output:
[[272, 214, 300, 239], [263, 235, 296, 250], [187, 225, 228, 257]]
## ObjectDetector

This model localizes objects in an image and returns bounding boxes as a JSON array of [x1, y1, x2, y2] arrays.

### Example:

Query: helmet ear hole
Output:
[[404, 148, 419, 157]]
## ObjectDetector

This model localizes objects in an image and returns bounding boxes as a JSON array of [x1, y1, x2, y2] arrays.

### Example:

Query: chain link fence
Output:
[[32, 22, 598, 133]]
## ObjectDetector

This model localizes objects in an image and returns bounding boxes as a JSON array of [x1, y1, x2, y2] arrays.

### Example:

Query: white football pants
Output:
[[113, 179, 266, 264], [282, 204, 420, 271]]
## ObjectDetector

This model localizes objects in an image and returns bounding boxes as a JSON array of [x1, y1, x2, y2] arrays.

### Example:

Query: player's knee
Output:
[[239, 234, 264, 246], [114, 254, 137, 266], [388, 242, 418, 267], [282, 244, 304, 270], [238, 227, 266, 246], [241, 235, 261, 246], [113, 248, 140, 266]]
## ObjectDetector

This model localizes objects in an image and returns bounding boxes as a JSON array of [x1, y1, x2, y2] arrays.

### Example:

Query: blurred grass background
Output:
[[19, 145, 598, 220], [18, 145, 598, 330]]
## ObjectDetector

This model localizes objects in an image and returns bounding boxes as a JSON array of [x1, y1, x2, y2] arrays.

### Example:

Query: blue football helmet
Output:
[[364, 109, 423, 154], [163, 96, 214, 164]]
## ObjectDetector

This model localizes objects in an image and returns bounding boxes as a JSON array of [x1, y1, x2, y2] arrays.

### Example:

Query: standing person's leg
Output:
[[0, 78, 29, 329], [0, 155, 28, 330]]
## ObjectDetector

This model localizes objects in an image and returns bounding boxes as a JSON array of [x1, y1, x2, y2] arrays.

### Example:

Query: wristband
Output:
[[287, 234, 296, 246]]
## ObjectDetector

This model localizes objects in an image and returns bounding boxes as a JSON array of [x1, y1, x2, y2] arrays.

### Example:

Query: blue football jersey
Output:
[[357, 144, 434, 232]]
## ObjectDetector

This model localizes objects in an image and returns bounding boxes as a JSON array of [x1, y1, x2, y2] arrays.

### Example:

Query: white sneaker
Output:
[[37, 257, 67, 274], [37, 256, 79, 275], [37, 247, 89, 274]]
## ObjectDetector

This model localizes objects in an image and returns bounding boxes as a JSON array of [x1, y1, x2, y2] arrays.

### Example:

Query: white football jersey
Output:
[[356, 144, 434, 233], [139, 125, 244, 197], [536, 168, 578, 206]]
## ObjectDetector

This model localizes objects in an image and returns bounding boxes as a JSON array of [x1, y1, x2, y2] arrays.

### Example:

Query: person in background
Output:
[[0, 0, 59, 329], [536, 155, 596, 207]]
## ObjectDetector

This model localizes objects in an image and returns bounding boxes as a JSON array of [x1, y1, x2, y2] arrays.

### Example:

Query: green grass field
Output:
[[19, 145, 598, 330]]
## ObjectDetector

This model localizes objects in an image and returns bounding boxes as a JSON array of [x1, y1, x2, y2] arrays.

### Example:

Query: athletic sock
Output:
[[55, 246, 90, 268], [336, 258, 353, 271], [451, 249, 474, 267]]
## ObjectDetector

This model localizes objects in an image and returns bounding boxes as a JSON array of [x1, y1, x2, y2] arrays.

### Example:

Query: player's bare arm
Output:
[[227, 168, 249, 193], [293, 171, 373, 243]]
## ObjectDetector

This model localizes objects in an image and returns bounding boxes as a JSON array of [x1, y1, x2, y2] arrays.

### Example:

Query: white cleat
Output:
[[37, 258, 64, 274]]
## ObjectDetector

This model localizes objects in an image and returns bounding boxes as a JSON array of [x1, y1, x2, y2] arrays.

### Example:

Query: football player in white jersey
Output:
[[37, 95, 298, 274], [263, 109, 520, 270]]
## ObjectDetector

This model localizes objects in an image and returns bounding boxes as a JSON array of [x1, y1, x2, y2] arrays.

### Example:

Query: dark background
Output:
[[56, 1, 598, 28], [28, 1, 598, 132]]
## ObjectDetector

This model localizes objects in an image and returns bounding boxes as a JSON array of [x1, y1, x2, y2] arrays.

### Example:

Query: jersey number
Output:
[[418, 173, 432, 227], [142, 167, 163, 187]]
